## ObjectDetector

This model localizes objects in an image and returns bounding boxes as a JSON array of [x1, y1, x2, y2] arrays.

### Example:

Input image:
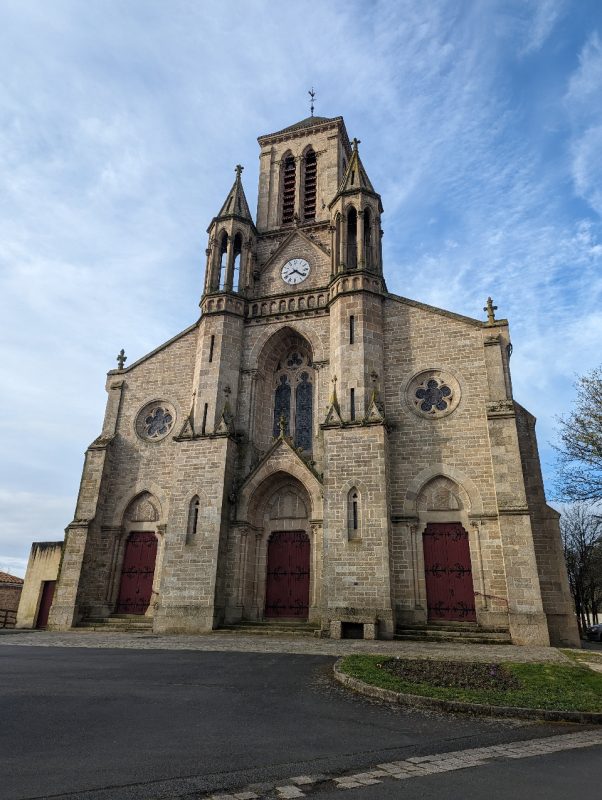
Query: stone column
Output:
[[329, 225, 336, 276], [309, 521, 322, 622]]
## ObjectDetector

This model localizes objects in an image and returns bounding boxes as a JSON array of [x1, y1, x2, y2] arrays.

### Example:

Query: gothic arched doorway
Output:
[[423, 523, 476, 622], [116, 532, 158, 614], [265, 530, 310, 618], [115, 492, 161, 615]]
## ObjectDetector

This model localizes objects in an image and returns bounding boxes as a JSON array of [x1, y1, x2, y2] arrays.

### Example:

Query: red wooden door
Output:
[[265, 531, 310, 619], [116, 532, 157, 615], [423, 523, 476, 622], [35, 580, 56, 629]]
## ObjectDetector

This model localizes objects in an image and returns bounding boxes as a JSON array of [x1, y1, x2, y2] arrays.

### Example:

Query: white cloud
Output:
[[0, 0, 600, 566]]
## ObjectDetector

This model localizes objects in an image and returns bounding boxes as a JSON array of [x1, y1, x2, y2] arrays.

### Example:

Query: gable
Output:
[[257, 230, 331, 296]]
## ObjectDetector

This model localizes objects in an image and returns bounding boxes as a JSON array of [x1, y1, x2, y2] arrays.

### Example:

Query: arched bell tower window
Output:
[[232, 232, 243, 292], [281, 154, 296, 224], [347, 488, 361, 540], [363, 207, 373, 269], [186, 495, 200, 544], [218, 232, 228, 289], [303, 149, 317, 221], [271, 350, 314, 453], [346, 206, 357, 269]]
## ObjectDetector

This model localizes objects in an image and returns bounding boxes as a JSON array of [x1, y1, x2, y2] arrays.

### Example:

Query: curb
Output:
[[333, 659, 602, 725]]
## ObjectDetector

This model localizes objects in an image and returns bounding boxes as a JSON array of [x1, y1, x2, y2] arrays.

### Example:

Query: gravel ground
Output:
[[0, 628, 568, 662]]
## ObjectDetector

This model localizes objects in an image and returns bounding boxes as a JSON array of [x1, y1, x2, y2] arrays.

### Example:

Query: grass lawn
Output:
[[338, 655, 602, 713], [562, 648, 602, 666]]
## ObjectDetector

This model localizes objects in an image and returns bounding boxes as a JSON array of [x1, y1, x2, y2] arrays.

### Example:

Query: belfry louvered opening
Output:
[[281, 155, 296, 224], [303, 149, 317, 221]]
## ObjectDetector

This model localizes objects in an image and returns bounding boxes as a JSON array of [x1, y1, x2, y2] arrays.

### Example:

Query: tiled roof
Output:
[[0, 571, 24, 585], [262, 116, 339, 138]]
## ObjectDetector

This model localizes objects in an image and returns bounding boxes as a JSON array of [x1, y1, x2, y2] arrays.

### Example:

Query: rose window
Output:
[[135, 401, 177, 442], [405, 370, 461, 419], [415, 379, 452, 413], [144, 407, 173, 438]]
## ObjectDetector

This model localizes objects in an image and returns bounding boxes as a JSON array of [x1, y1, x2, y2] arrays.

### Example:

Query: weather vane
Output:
[[308, 87, 316, 117]]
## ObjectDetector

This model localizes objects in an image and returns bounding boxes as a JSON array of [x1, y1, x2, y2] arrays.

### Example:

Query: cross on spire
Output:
[[235, 164, 243, 179], [484, 297, 498, 325], [116, 349, 127, 370], [352, 137, 361, 151], [308, 87, 316, 116]]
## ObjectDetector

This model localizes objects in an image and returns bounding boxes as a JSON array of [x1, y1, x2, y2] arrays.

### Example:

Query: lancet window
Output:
[[303, 149, 317, 221], [218, 232, 228, 289], [232, 232, 243, 292], [281, 154, 296, 224], [347, 488, 361, 540], [346, 206, 357, 269], [363, 207, 373, 268], [272, 350, 314, 453], [186, 495, 200, 544]]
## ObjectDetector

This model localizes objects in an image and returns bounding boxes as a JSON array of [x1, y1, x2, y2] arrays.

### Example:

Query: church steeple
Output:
[[329, 138, 383, 274], [204, 166, 256, 296], [215, 165, 253, 224], [335, 138, 376, 195]]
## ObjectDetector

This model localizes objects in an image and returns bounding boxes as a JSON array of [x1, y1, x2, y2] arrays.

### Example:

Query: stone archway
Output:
[[229, 469, 322, 623], [113, 492, 162, 616]]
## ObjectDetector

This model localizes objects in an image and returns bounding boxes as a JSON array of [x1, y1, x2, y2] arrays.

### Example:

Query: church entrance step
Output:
[[395, 625, 511, 645], [218, 620, 318, 637], [77, 615, 153, 632]]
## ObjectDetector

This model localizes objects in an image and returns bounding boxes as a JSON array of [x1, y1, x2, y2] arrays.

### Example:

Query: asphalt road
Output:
[[1, 645, 600, 800]]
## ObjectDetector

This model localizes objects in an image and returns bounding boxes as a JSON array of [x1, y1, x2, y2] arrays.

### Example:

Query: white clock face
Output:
[[281, 258, 310, 285]]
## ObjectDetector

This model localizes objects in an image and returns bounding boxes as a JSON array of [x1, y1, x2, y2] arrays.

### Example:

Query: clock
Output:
[[281, 258, 310, 285]]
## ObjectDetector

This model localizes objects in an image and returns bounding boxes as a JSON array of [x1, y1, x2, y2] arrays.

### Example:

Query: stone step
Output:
[[395, 632, 513, 645], [398, 623, 508, 634], [78, 616, 153, 631], [77, 624, 154, 633], [218, 622, 318, 637], [395, 628, 512, 643]]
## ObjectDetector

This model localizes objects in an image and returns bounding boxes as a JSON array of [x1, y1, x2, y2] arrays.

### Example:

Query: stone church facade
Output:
[[44, 115, 578, 646]]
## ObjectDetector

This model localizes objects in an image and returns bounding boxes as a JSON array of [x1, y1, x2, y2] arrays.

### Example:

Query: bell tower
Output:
[[255, 116, 351, 233]]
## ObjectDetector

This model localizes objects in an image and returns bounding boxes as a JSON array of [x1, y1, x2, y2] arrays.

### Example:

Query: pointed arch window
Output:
[[363, 207, 373, 268], [303, 149, 317, 221], [346, 207, 357, 269], [218, 232, 228, 289], [271, 351, 313, 453], [347, 488, 361, 540], [272, 375, 292, 438], [232, 232, 243, 292], [281, 154, 296, 224], [186, 496, 200, 544]]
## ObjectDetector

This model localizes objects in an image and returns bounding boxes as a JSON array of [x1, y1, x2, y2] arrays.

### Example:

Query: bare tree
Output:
[[556, 368, 602, 502], [560, 502, 602, 634]]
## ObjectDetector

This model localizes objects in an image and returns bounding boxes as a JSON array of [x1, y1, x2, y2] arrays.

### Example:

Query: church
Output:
[[39, 114, 578, 646]]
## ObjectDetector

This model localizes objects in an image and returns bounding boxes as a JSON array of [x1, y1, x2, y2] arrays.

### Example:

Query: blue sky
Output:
[[1, 0, 601, 575]]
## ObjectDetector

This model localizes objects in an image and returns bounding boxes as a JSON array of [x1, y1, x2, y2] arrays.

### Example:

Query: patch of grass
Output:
[[338, 655, 602, 713], [562, 648, 602, 665]]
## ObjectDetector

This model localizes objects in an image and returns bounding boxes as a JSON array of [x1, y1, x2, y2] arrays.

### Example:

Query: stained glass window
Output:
[[295, 372, 313, 452], [415, 379, 451, 413], [144, 407, 174, 438], [273, 375, 291, 437]]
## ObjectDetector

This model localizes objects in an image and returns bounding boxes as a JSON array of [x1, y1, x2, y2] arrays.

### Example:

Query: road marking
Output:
[[204, 730, 602, 798]]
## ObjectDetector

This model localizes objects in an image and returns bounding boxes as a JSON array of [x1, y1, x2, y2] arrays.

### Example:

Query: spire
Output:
[[215, 165, 253, 223], [337, 138, 375, 194]]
